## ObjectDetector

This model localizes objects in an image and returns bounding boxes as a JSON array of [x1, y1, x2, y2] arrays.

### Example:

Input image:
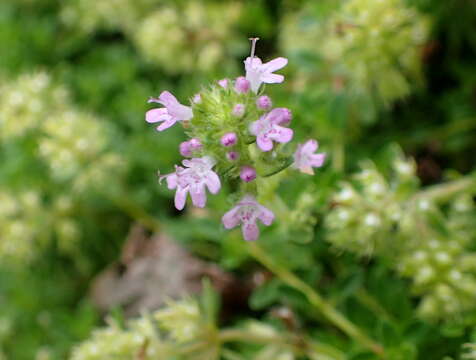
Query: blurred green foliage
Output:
[[0, 0, 475, 359]]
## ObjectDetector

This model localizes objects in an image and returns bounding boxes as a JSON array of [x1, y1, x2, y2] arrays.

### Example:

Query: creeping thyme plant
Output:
[[1, 0, 476, 359]]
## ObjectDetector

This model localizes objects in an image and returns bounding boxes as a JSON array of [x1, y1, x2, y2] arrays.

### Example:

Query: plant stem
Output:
[[219, 329, 346, 360], [248, 242, 385, 357]]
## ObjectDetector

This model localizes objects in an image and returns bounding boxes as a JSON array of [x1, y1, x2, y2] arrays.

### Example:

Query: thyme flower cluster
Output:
[[147, 39, 326, 241], [281, 0, 430, 105], [325, 149, 476, 322]]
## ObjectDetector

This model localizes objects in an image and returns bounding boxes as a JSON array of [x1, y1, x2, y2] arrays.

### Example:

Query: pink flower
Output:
[[221, 132, 238, 147], [240, 166, 256, 182], [256, 95, 272, 110], [146, 91, 193, 131], [234, 76, 250, 93], [245, 57, 288, 93], [249, 108, 293, 152], [222, 196, 274, 241], [232, 104, 245, 117], [160, 156, 221, 210], [292, 139, 326, 175], [179, 138, 202, 157]]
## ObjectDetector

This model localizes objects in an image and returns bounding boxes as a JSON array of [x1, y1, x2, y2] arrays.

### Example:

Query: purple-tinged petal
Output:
[[266, 108, 292, 125], [262, 57, 288, 72], [272, 126, 293, 143], [156, 118, 177, 131], [190, 186, 206, 208], [310, 153, 326, 167], [174, 187, 188, 210], [165, 173, 178, 189], [146, 108, 170, 123], [205, 172, 221, 194], [244, 57, 262, 70], [222, 207, 240, 229], [158, 91, 179, 108], [260, 73, 284, 84], [242, 223, 259, 241], [258, 206, 274, 226], [302, 139, 318, 153], [257, 135, 273, 152]]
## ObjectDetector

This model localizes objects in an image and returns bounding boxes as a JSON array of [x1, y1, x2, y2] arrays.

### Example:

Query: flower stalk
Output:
[[248, 241, 385, 357]]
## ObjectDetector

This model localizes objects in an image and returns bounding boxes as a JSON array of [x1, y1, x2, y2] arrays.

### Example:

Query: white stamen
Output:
[[249, 37, 259, 59]]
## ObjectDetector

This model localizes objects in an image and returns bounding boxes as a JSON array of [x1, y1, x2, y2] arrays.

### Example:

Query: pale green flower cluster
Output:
[[325, 151, 476, 322], [325, 154, 418, 255], [70, 299, 207, 360], [61, 0, 243, 73], [398, 194, 476, 321], [0, 71, 123, 262], [39, 109, 123, 191], [60, 0, 156, 34], [0, 72, 67, 140], [281, 0, 430, 104], [0, 190, 79, 262]]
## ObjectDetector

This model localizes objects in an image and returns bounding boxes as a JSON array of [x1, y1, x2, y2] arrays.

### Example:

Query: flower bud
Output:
[[226, 151, 239, 161], [218, 79, 228, 88], [256, 95, 272, 110], [179, 141, 193, 157], [220, 132, 237, 147], [179, 138, 202, 157], [188, 138, 202, 150], [240, 166, 256, 182], [234, 76, 250, 93], [232, 103, 245, 117], [192, 93, 201, 104]]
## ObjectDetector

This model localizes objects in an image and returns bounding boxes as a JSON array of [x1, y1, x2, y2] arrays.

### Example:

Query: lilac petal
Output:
[[302, 139, 318, 153], [146, 108, 170, 123], [222, 207, 240, 229], [257, 135, 274, 152], [262, 57, 288, 72], [266, 108, 291, 125], [156, 118, 177, 131], [174, 187, 188, 210], [244, 57, 262, 70], [190, 186, 206, 208], [173, 104, 193, 121], [205, 172, 221, 194], [158, 91, 179, 108], [165, 173, 178, 189], [261, 73, 284, 84], [272, 126, 293, 143], [258, 206, 274, 226], [310, 153, 326, 167], [242, 222, 259, 241]]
